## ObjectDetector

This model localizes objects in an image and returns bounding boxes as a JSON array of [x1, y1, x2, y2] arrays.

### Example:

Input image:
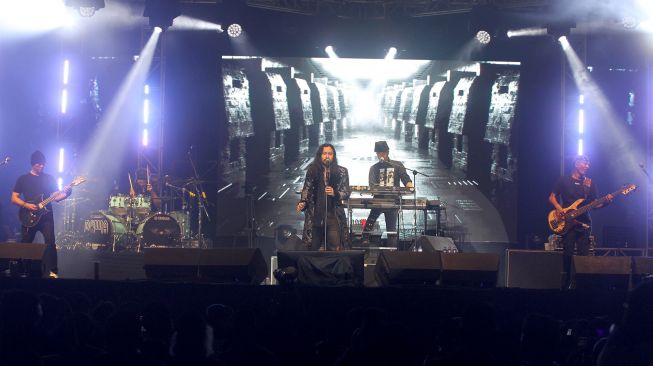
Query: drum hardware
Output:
[[136, 213, 182, 248]]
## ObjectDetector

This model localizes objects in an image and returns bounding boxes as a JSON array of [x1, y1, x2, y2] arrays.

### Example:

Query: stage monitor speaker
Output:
[[506, 250, 563, 289], [375, 251, 441, 286], [416, 236, 456, 252], [276, 250, 365, 286], [143, 248, 267, 284], [0, 243, 47, 278], [631, 257, 653, 287], [440, 252, 499, 288], [572, 256, 631, 291]]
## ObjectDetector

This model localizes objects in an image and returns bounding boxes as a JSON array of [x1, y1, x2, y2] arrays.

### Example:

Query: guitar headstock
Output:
[[71, 176, 87, 187], [621, 184, 637, 195]]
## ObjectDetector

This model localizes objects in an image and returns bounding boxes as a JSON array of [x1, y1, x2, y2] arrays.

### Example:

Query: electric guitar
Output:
[[547, 183, 637, 235], [19, 176, 86, 227]]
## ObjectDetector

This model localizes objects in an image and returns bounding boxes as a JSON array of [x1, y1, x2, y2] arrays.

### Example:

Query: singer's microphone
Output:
[[639, 162, 646, 169], [2, 156, 10, 165]]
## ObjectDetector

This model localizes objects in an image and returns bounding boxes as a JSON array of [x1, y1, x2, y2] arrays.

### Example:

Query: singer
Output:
[[361, 141, 413, 247], [296, 143, 351, 250]]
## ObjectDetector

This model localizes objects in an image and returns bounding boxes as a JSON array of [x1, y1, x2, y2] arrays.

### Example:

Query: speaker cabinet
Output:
[[631, 257, 653, 287], [506, 250, 563, 289], [0, 243, 47, 278], [375, 251, 441, 286], [572, 256, 631, 291], [143, 248, 267, 284], [440, 252, 499, 288]]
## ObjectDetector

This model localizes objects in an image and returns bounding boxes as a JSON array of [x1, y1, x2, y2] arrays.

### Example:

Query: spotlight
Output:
[[324, 45, 338, 58], [143, 0, 180, 31], [384, 47, 397, 60], [476, 30, 491, 44], [227, 23, 242, 38], [622, 15, 640, 29], [65, 0, 105, 17], [558, 35, 570, 50]]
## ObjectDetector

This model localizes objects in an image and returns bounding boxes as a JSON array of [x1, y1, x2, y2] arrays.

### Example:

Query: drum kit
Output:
[[60, 178, 198, 252]]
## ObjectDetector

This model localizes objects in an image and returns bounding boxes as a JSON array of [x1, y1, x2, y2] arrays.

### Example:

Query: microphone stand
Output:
[[639, 164, 652, 256], [324, 162, 330, 251], [188, 151, 210, 249]]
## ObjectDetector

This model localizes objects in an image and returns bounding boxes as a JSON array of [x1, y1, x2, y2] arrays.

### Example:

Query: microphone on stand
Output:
[[324, 158, 331, 185], [1, 156, 10, 165]]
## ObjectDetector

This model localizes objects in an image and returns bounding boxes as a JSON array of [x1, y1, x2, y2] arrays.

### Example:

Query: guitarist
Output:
[[548, 155, 612, 288], [10, 151, 72, 278]]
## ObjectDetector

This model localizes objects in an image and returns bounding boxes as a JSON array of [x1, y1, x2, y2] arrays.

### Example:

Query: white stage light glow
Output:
[[385, 47, 397, 60], [312, 57, 429, 81], [58, 148, 65, 173], [63, 60, 70, 85], [172, 15, 222, 32], [506, 27, 548, 38], [476, 30, 491, 44], [61, 89, 68, 114], [325, 46, 338, 58], [0, 0, 71, 33], [227, 23, 242, 38]]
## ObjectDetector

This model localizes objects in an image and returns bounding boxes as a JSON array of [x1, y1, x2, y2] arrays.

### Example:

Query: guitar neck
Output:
[[569, 188, 623, 218]]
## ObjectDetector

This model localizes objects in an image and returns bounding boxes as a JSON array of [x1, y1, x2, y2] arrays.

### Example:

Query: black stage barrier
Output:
[[440, 252, 500, 288], [375, 251, 441, 286], [143, 248, 267, 284], [572, 256, 631, 291], [276, 250, 365, 286], [506, 250, 564, 289]]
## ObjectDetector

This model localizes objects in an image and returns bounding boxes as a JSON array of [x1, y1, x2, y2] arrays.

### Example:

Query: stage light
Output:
[[143, 0, 180, 31], [65, 0, 105, 17], [58, 148, 64, 173], [506, 27, 547, 38], [143, 129, 149, 146], [385, 47, 397, 60], [62, 60, 70, 85], [558, 35, 570, 50], [324, 45, 338, 58], [227, 23, 242, 38], [476, 30, 491, 44], [61, 89, 68, 114]]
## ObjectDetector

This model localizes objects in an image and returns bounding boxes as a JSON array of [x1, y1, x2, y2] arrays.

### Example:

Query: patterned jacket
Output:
[[298, 163, 351, 248]]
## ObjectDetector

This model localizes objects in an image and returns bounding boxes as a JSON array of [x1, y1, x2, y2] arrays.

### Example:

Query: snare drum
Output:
[[136, 213, 181, 248], [109, 194, 129, 216], [83, 211, 132, 250]]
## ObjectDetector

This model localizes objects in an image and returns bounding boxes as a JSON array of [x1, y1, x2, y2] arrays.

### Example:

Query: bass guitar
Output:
[[19, 176, 86, 227], [547, 183, 637, 235]]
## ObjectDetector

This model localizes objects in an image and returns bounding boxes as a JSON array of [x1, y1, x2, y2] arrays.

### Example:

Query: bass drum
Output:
[[137, 213, 181, 248], [83, 211, 133, 250], [168, 211, 191, 239]]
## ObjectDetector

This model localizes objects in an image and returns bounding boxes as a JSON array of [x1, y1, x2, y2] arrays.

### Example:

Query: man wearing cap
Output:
[[549, 155, 612, 288], [361, 141, 413, 247], [11, 151, 72, 278]]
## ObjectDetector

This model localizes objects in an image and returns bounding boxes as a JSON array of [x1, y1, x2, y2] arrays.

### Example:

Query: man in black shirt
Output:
[[549, 155, 612, 287], [361, 141, 413, 247], [130, 168, 161, 212], [11, 151, 71, 278]]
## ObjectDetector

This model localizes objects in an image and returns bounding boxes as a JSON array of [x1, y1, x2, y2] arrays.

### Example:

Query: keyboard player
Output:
[[361, 141, 413, 247]]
